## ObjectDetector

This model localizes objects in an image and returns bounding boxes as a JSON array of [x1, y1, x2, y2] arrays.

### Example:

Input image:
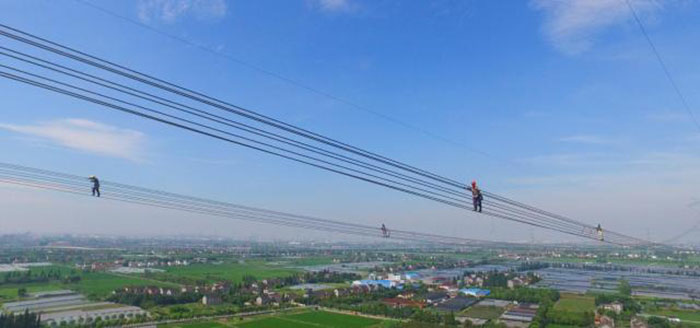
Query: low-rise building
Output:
[[601, 301, 623, 314], [42, 306, 147, 326], [459, 288, 490, 298], [202, 294, 222, 306]]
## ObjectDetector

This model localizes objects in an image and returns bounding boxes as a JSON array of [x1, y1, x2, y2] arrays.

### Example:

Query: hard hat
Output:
[[89, 175, 95, 178], [471, 180, 477, 186]]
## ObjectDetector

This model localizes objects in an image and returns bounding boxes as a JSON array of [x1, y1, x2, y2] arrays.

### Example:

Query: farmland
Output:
[[646, 309, 700, 322], [460, 305, 504, 319], [159, 261, 299, 284], [553, 293, 595, 313], [0, 265, 178, 303], [159, 311, 387, 328]]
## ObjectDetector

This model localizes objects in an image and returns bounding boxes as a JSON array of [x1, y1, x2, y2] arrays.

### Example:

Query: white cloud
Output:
[[645, 111, 687, 122], [531, 0, 662, 54], [309, 0, 355, 13], [0, 118, 146, 161], [559, 134, 618, 145], [137, 0, 227, 24]]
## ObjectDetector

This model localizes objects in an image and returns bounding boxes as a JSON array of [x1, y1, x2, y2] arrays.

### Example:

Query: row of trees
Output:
[[1, 268, 81, 285], [108, 291, 202, 308], [0, 310, 41, 328]]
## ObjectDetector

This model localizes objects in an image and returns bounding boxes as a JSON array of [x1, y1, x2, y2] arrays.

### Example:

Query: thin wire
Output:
[[0, 64, 648, 245], [0, 25, 659, 245], [0, 24, 471, 191], [0, 166, 507, 246], [0, 70, 615, 241], [73, 0, 518, 167], [623, 0, 700, 131]]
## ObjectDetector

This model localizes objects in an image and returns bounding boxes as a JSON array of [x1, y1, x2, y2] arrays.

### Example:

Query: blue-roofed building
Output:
[[460, 288, 490, 297], [404, 272, 421, 281]]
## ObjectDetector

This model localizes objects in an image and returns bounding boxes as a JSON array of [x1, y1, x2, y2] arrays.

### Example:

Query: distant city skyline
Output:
[[1, 0, 700, 243]]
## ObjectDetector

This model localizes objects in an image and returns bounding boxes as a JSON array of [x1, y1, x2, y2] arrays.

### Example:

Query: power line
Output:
[[73, 0, 518, 167], [0, 68, 617, 243], [0, 162, 511, 247], [0, 24, 657, 246], [623, 0, 700, 132]]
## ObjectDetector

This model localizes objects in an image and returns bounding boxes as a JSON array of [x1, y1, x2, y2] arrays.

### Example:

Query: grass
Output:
[[460, 305, 504, 319], [72, 271, 178, 298], [234, 311, 382, 328], [161, 261, 299, 283], [284, 257, 336, 266], [160, 321, 230, 328], [0, 283, 65, 303], [159, 311, 384, 328], [553, 293, 595, 313], [646, 309, 700, 322], [0, 265, 178, 302], [546, 325, 581, 328]]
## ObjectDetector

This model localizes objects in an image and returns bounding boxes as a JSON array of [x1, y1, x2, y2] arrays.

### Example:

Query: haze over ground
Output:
[[1, 0, 699, 244]]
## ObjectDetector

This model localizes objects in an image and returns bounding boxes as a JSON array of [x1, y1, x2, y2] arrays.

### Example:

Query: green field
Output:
[[646, 309, 700, 322], [236, 311, 383, 328], [0, 265, 178, 302], [553, 293, 595, 313], [162, 261, 299, 283], [283, 257, 336, 266], [159, 311, 384, 328], [160, 321, 229, 328], [460, 305, 504, 319]]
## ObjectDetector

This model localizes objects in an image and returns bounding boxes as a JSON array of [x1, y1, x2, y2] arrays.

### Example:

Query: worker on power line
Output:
[[468, 180, 483, 212], [596, 224, 604, 242], [89, 175, 100, 197], [381, 224, 390, 238]]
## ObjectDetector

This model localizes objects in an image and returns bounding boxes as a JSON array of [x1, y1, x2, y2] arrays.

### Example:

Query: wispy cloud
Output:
[[137, 0, 227, 24], [530, 0, 662, 54], [558, 134, 619, 145], [308, 0, 355, 13], [0, 118, 146, 161], [645, 111, 688, 122]]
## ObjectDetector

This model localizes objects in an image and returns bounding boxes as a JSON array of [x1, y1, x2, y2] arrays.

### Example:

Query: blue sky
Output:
[[1, 0, 699, 243]]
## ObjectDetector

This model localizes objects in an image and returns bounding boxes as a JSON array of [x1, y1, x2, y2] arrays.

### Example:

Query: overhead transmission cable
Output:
[[0, 162, 511, 247], [0, 24, 656, 246], [623, 0, 700, 131], [73, 0, 516, 167], [0, 68, 612, 243]]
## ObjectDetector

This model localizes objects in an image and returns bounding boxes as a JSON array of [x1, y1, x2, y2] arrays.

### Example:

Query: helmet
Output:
[[89, 175, 95, 178], [471, 180, 477, 187]]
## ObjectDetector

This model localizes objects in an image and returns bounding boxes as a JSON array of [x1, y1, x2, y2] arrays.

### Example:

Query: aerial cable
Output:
[[74, 0, 518, 168], [0, 163, 592, 242], [0, 48, 472, 201], [623, 0, 700, 132], [0, 68, 644, 245], [0, 166, 507, 246], [0, 68, 473, 208], [0, 24, 658, 245], [0, 24, 468, 191], [0, 27, 616, 233], [0, 64, 611, 240]]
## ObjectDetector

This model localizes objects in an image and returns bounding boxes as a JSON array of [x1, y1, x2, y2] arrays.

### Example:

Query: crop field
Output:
[[235, 311, 384, 328], [0, 265, 178, 302], [647, 309, 700, 322], [73, 271, 178, 298], [460, 305, 504, 319], [161, 261, 299, 283], [553, 293, 595, 313], [159, 311, 385, 328], [160, 321, 230, 328]]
